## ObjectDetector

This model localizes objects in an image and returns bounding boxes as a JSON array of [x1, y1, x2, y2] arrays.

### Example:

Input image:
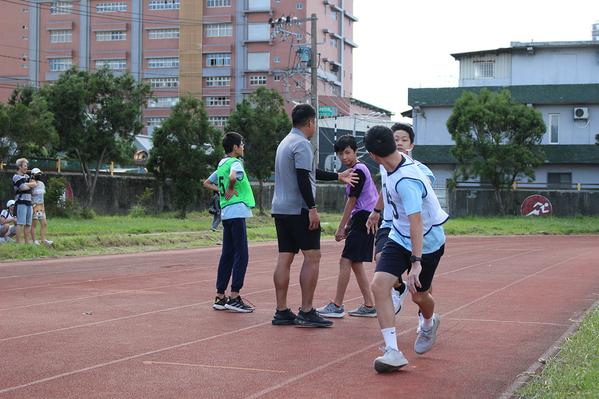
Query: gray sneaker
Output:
[[392, 281, 408, 315], [414, 313, 440, 354], [348, 303, 377, 317], [374, 347, 408, 373], [315, 301, 345, 318]]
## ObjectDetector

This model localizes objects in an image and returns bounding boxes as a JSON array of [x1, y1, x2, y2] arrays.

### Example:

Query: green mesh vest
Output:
[[216, 157, 255, 209]]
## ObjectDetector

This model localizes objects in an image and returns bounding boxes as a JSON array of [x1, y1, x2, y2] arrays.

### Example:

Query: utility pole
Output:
[[310, 13, 319, 167]]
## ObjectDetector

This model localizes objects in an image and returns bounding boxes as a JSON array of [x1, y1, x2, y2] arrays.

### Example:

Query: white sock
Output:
[[421, 316, 434, 331], [381, 327, 398, 350]]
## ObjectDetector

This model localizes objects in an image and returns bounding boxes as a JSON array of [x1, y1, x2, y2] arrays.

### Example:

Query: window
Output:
[[296, 34, 303, 40], [205, 77, 230, 87], [549, 114, 559, 144], [23, 64, 28, 68], [50, 2, 72, 14], [23, 53, 28, 58], [149, 78, 179, 88], [274, 56, 280, 63], [148, 58, 179, 68], [96, 60, 127, 69], [205, 23, 232, 37], [23, 8, 29, 12], [273, 76, 280, 82], [330, 38, 338, 48], [96, 2, 127, 12], [146, 117, 166, 126], [50, 29, 73, 43], [295, 81, 302, 88], [249, 75, 267, 86], [149, 0, 179, 9], [474, 61, 494, 78], [148, 29, 179, 39], [23, 36, 28, 40], [547, 173, 572, 188], [331, 11, 338, 20], [207, 0, 231, 7], [49, 58, 72, 71], [149, 97, 179, 107], [296, 3, 303, 9], [95, 31, 126, 41], [209, 116, 229, 127], [206, 97, 230, 107], [206, 53, 231, 67], [23, 25, 29, 29]]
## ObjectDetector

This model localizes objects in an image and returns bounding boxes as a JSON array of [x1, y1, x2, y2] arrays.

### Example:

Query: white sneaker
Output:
[[4, 236, 13, 243], [0, 237, 5, 243], [392, 281, 409, 315], [33, 241, 40, 245], [374, 347, 408, 373], [42, 240, 53, 245], [414, 313, 440, 354]]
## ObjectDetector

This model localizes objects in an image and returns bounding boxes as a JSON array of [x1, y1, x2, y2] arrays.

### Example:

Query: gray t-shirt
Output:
[[30, 181, 46, 205], [271, 128, 315, 215]]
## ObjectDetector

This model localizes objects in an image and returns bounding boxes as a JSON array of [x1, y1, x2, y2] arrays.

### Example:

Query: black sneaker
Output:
[[294, 308, 333, 327], [225, 296, 254, 313], [213, 296, 228, 310], [272, 308, 297, 325]]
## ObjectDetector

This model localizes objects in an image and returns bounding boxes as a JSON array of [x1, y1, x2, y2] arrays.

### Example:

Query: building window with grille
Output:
[[96, 2, 127, 12], [249, 76, 267, 86], [206, 97, 230, 107], [148, 0, 179, 9], [149, 78, 179, 88], [548, 114, 559, 144], [207, 0, 231, 7], [547, 172, 572, 188], [209, 116, 229, 127], [273, 76, 280, 82], [149, 97, 179, 107], [330, 38, 338, 48], [148, 28, 179, 39], [23, 8, 29, 12], [95, 31, 126, 41], [205, 77, 230, 87], [96, 60, 127, 70], [50, 2, 72, 14], [146, 117, 166, 126], [148, 58, 179, 68], [50, 58, 72, 71], [296, 3, 303, 9], [331, 11, 338, 20], [205, 24, 233, 37], [206, 53, 231, 67], [474, 61, 494, 78], [50, 29, 72, 43], [274, 56, 280, 63]]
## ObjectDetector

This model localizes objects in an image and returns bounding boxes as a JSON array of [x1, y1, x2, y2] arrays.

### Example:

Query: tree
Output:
[[44, 66, 153, 208], [446, 89, 546, 216], [225, 86, 291, 213], [146, 94, 223, 218]]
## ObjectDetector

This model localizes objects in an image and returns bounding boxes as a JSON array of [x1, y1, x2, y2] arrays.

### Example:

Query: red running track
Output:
[[1, 235, 598, 398]]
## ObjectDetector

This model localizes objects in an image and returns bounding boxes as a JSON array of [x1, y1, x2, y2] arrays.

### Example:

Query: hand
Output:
[[407, 262, 422, 294], [338, 169, 359, 187], [335, 226, 347, 242], [308, 208, 320, 230], [224, 187, 238, 201], [366, 212, 380, 235]]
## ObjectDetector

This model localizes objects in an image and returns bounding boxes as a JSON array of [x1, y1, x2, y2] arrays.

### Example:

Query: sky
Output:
[[352, 0, 599, 121]]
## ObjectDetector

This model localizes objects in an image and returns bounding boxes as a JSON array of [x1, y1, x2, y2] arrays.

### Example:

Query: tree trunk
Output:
[[494, 186, 507, 217], [258, 180, 264, 215]]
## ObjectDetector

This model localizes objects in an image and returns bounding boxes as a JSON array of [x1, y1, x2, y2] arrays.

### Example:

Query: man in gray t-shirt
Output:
[[271, 104, 356, 328]]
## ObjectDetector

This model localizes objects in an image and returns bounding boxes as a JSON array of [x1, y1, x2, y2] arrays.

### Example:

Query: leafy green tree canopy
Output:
[[147, 94, 223, 218], [225, 86, 291, 213], [446, 88, 546, 216]]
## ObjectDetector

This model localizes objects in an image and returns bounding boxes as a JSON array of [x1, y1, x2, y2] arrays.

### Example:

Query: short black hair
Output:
[[222, 132, 243, 153], [334, 135, 358, 153], [364, 125, 396, 157], [391, 123, 415, 144], [291, 103, 316, 127]]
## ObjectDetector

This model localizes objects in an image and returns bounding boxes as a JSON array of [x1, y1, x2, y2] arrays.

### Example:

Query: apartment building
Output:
[[0, 0, 383, 142]]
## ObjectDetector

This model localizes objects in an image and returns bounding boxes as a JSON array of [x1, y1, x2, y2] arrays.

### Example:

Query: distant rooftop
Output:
[[451, 40, 599, 60]]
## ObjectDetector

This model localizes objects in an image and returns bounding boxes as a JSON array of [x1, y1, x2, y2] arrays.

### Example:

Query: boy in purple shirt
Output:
[[317, 135, 379, 317]]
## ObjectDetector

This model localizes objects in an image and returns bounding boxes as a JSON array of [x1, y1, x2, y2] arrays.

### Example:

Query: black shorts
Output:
[[341, 229, 375, 262], [375, 240, 445, 292], [374, 227, 391, 257], [274, 209, 320, 254]]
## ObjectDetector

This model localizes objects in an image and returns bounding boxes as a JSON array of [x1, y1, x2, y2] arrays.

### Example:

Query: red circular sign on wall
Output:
[[521, 195, 552, 216]]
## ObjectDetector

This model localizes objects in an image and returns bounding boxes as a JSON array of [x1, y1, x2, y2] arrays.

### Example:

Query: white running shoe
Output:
[[33, 241, 40, 245], [392, 281, 409, 315], [374, 347, 409, 373], [43, 240, 53, 245], [4, 236, 14, 243]]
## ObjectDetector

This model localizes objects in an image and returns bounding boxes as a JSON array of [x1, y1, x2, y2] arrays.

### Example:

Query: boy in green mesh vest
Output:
[[203, 132, 255, 312]]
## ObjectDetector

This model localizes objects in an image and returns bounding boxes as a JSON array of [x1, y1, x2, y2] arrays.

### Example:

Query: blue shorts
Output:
[[16, 204, 33, 226], [375, 240, 444, 292]]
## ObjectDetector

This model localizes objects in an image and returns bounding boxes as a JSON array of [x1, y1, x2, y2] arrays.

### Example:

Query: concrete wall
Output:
[[447, 188, 599, 217], [2, 171, 349, 216]]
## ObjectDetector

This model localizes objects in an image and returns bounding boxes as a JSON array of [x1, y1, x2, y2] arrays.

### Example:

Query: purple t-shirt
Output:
[[346, 162, 378, 218]]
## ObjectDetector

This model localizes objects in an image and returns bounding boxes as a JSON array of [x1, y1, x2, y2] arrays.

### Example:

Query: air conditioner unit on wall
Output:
[[573, 107, 589, 120]]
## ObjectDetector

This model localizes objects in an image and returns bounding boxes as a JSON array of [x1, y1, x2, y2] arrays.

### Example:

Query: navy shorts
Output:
[[341, 228, 375, 262], [274, 209, 320, 253], [374, 227, 391, 257], [375, 240, 445, 292]]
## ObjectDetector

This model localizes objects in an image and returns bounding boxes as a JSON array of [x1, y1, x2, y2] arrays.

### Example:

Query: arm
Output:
[[366, 189, 384, 235], [296, 169, 320, 230], [336, 196, 356, 242], [224, 167, 239, 201], [406, 211, 424, 294], [316, 168, 359, 187], [203, 178, 219, 193]]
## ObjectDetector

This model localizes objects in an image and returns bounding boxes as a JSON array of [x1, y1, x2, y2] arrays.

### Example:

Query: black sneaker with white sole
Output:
[[213, 296, 228, 310], [225, 296, 254, 313]]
